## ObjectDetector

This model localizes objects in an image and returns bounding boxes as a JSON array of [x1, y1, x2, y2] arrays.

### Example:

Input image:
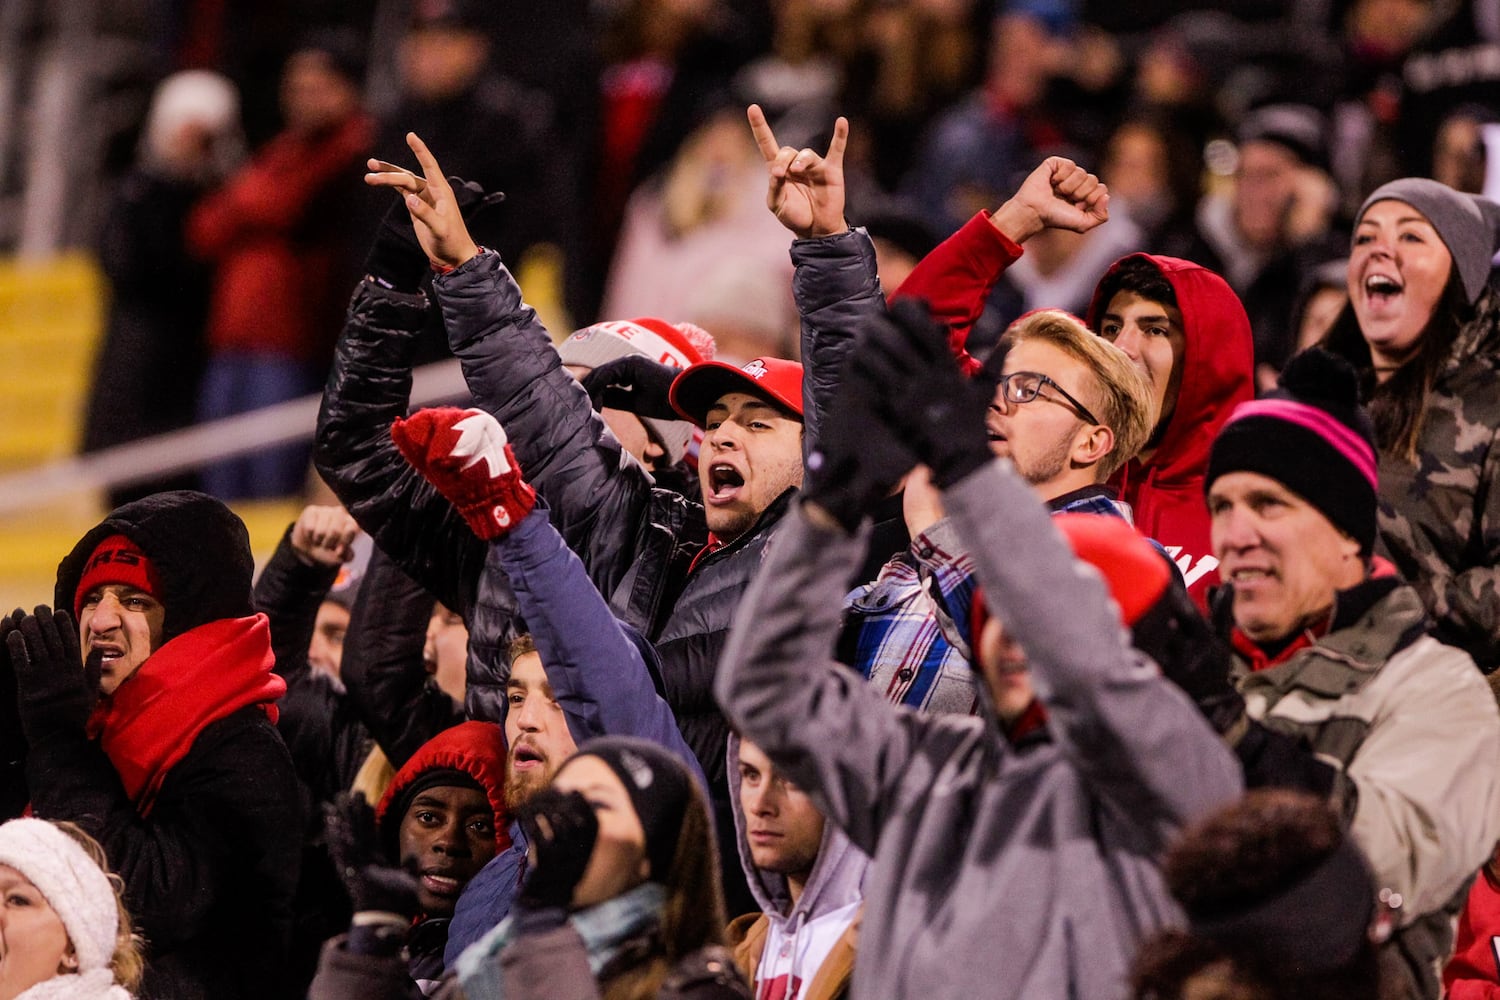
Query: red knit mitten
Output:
[[391, 407, 537, 540]]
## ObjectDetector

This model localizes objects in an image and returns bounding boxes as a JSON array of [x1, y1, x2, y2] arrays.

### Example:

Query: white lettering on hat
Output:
[[741, 359, 769, 380], [621, 749, 654, 790]]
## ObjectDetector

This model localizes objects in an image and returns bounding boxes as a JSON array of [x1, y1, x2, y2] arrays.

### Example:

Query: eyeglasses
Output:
[[991, 371, 1101, 426]]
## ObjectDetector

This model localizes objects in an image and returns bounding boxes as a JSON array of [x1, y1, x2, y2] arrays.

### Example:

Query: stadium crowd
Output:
[[6, 0, 1500, 997]]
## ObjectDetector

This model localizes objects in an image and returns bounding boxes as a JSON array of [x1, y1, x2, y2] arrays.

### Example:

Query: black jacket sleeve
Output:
[[341, 545, 463, 770]]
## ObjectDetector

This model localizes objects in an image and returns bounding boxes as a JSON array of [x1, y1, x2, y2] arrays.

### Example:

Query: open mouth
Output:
[[511, 744, 544, 770], [92, 644, 125, 665], [1363, 273, 1403, 305], [1229, 568, 1274, 585], [707, 463, 745, 503]]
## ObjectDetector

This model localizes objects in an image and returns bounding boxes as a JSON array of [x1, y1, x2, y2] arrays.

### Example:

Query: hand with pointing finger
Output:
[[364, 133, 479, 270], [988, 156, 1110, 245], [747, 104, 850, 240]]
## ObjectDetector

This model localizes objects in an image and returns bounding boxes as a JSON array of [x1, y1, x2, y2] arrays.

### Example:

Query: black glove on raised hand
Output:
[[850, 298, 999, 489], [324, 792, 421, 919], [581, 355, 682, 421], [1130, 576, 1247, 736], [0, 612, 27, 805], [9, 607, 99, 744], [803, 348, 918, 533], [365, 175, 506, 293], [516, 788, 599, 914]]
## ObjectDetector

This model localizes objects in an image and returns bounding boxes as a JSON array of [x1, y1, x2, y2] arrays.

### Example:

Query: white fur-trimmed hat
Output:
[[0, 819, 119, 972]]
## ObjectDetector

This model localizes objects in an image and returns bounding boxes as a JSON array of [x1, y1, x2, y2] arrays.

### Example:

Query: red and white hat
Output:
[[559, 318, 716, 461], [668, 356, 804, 429]]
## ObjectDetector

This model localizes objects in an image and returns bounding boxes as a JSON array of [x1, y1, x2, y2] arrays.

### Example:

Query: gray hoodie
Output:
[[715, 458, 1244, 1000], [726, 732, 869, 995]]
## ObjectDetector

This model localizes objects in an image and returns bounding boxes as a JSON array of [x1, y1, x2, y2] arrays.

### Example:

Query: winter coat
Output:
[[43, 492, 302, 1000], [444, 506, 707, 964], [494, 927, 750, 1000], [1366, 287, 1500, 671], [893, 218, 1255, 607], [432, 250, 784, 916], [1228, 580, 1500, 999], [1445, 866, 1500, 1000], [724, 734, 866, 1000], [716, 461, 1242, 999]]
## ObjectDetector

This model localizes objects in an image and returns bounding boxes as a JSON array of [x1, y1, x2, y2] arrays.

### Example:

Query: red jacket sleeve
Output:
[[892, 210, 1023, 374]]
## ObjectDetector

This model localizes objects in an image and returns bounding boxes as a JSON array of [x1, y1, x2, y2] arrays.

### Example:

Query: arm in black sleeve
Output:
[[340, 546, 463, 769], [253, 526, 338, 684]]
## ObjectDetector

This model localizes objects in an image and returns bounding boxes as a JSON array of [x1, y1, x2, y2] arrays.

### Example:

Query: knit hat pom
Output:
[[1276, 346, 1360, 409]]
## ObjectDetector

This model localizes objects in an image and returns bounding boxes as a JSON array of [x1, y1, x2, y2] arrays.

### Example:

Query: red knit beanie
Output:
[[73, 535, 161, 616]]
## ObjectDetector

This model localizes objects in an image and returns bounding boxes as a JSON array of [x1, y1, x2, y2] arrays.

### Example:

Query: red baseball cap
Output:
[[668, 357, 804, 429]]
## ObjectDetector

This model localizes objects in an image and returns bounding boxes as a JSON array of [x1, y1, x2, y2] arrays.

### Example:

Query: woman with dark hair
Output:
[[450, 736, 748, 1000], [1322, 178, 1500, 672], [1130, 790, 1388, 1000]]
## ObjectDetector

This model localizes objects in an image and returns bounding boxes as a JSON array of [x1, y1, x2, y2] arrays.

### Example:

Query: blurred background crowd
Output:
[[0, 0, 1498, 601]]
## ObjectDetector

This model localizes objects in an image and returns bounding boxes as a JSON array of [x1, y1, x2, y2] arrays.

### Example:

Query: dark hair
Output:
[[1130, 790, 1382, 1000], [602, 779, 728, 1000], [1321, 272, 1472, 461], [1097, 256, 1179, 315]]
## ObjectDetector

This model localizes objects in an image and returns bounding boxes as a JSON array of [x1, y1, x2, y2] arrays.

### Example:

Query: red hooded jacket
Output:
[[376, 720, 512, 856], [896, 218, 1253, 607]]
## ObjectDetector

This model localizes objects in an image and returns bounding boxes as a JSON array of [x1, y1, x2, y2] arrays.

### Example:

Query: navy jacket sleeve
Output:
[[489, 507, 705, 787]]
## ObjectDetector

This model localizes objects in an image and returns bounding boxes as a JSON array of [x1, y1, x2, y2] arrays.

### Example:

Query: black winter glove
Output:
[[1130, 575, 1247, 736], [516, 788, 598, 913], [581, 355, 682, 421], [323, 792, 421, 922], [850, 298, 1000, 489], [0, 612, 27, 815], [365, 176, 506, 293], [9, 607, 99, 744], [803, 346, 919, 533]]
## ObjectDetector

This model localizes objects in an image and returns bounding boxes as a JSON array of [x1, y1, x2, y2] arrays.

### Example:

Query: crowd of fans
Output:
[[6, 0, 1500, 997]]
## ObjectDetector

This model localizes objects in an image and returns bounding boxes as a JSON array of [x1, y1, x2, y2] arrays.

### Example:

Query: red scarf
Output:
[[87, 615, 285, 815]]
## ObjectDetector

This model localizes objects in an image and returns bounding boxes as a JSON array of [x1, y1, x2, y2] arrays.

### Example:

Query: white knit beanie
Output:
[[0, 819, 119, 973]]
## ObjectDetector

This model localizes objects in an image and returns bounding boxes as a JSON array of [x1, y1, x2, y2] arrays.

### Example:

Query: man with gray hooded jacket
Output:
[[726, 735, 867, 1000], [716, 300, 1242, 999]]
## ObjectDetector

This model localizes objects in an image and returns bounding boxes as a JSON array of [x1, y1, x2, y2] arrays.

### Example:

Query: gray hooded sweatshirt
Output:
[[715, 458, 1243, 1000], [727, 732, 869, 997]]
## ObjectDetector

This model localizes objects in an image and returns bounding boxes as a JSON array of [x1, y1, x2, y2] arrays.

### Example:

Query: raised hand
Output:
[[516, 788, 599, 912], [748, 104, 850, 240], [8, 607, 99, 743], [290, 505, 360, 567], [323, 792, 421, 918], [989, 157, 1110, 244], [364, 132, 479, 270], [391, 407, 537, 541]]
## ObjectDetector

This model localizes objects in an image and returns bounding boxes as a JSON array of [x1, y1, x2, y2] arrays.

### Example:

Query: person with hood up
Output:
[[716, 300, 1242, 999], [725, 736, 866, 1000], [310, 720, 508, 996], [1, 491, 301, 1000]]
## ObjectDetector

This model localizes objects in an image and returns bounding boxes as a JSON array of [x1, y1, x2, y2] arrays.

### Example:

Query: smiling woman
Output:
[[1321, 177, 1500, 672]]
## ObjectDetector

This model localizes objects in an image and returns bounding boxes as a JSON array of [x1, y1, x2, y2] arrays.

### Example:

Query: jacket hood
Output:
[[727, 733, 868, 927], [1086, 254, 1254, 491], [55, 490, 254, 643], [377, 721, 511, 856]]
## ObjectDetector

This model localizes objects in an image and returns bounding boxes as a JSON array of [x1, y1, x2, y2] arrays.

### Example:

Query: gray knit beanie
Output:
[[1356, 178, 1500, 305]]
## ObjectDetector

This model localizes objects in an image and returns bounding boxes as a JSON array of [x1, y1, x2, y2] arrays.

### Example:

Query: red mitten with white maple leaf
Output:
[[391, 407, 536, 540]]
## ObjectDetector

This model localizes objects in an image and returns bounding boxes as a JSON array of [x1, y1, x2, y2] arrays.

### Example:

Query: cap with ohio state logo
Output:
[[668, 356, 804, 428]]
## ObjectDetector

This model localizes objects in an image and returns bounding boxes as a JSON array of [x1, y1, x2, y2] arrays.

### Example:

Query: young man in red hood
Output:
[[892, 162, 1254, 607]]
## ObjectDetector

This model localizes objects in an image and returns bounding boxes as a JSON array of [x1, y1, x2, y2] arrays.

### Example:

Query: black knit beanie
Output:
[[573, 736, 695, 882], [1206, 350, 1379, 554], [1356, 177, 1500, 305]]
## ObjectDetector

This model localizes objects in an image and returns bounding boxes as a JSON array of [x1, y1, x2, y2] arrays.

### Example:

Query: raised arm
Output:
[[390, 406, 702, 785], [857, 301, 1241, 843], [894, 157, 1111, 364], [252, 505, 357, 681]]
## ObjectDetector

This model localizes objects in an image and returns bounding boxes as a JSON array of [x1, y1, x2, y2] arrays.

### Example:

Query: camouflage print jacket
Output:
[[1375, 287, 1500, 672]]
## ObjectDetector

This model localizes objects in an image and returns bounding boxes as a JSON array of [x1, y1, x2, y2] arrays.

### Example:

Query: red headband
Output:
[[74, 535, 160, 616]]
